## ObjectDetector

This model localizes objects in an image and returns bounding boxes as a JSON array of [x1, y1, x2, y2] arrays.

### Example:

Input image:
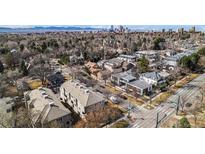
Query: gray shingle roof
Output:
[[27, 88, 71, 124], [61, 80, 105, 107], [140, 72, 162, 81]]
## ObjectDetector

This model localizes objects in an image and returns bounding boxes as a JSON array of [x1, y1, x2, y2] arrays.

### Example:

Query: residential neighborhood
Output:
[[1, 25, 205, 128]]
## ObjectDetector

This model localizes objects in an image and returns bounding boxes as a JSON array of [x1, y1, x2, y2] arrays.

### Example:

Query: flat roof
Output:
[[119, 54, 137, 58], [121, 75, 136, 81], [128, 80, 151, 90]]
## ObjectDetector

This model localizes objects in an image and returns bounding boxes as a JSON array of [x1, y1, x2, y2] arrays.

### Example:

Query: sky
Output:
[[0, 0, 204, 25]]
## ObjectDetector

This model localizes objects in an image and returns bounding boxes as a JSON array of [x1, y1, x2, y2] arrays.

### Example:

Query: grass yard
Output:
[[27, 80, 42, 89], [124, 93, 145, 106], [110, 119, 129, 128], [105, 84, 121, 95], [147, 73, 199, 108], [5, 86, 18, 97]]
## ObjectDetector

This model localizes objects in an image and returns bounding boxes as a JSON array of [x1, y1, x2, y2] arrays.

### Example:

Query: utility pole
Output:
[[155, 112, 159, 128], [176, 95, 180, 115], [156, 112, 167, 128]]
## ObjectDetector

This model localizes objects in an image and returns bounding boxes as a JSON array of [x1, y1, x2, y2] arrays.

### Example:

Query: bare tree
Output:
[[188, 101, 201, 127], [29, 56, 52, 85], [180, 96, 186, 112], [0, 110, 12, 128]]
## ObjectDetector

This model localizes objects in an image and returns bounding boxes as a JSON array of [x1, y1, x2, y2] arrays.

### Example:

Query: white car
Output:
[[109, 95, 119, 104]]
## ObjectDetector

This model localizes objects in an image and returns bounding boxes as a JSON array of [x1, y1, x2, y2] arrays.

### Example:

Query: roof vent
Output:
[[85, 89, 90, 94], [49, 102, 54, 106]]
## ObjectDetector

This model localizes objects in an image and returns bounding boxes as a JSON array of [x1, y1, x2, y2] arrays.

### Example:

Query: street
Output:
[[130, 73, 205, 128]]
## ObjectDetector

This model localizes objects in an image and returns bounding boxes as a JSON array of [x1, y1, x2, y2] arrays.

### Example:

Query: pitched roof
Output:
[[140, 72, 162, 81], [44, 105, 70, 122], [61, 80, 105, 107], [26, 87, 71, 124]]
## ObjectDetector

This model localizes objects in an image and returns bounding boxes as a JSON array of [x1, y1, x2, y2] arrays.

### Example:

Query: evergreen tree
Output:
[[0, 60, 4, 73]]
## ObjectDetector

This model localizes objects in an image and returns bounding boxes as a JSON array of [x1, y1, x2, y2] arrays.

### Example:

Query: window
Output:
[[6, 108, 11, 113]]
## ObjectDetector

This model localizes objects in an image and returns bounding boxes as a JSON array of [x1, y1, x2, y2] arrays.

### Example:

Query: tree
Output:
[[0, 60, 4, 73], [0, 47, 9, 54], [64, 41, 68, 49], [29, 56, 52, 85], [20, 44, 24, 52], [198, 47, 205, 55], [179, 53, 199, 70], [180, 56, 191, 68], [41, 42, 47, 53], [74, 106, 123, 128], [58, 54, 70, 65], [131, 42, 138, 51], [0, 109, 12, 128], [0, 74, 7, 98], [153, 37, 165, 50], [12, 106, 34, 128], [20, 60, 28, 76], [5, 52, 15, 70], [190, 53, 199, 68], [178, 117, 191, 128], [138, 56, 149, 73]]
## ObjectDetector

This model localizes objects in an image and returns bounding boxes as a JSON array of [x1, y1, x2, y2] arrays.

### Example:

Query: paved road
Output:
[[130, 73, 205, 128]]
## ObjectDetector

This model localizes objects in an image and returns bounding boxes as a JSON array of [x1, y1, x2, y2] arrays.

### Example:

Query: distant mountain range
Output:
[[0, 25, 205, 33], [0, 26, 103, 33]]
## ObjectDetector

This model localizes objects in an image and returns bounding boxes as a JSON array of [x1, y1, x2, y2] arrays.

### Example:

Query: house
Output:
[[135, 50, 159, 62], [165, 50, 176, 57], [127, 80, 152, 96], [111, 71, 136, 87], [159, 71, 171, 79], [122, 62, 135, 71], [111, 71, 152, 96], [97, 60, 108, 68], [85, 62, 111, 81], [96, 70, 112, 81], [25, 87, 72, 127], [164, 53, 184, 66], [117, 54, 137, 63], [69, 53, 84, 65], [60, 80, 106, 118], [164, 50, 197, 67], [140, 71, 165, 86], [104, 58, 124, 72], [85, 61, 101, 74]]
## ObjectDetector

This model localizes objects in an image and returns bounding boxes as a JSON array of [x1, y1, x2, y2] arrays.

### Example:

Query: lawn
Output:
[[148, 73, 199, 108], [124, 93, 144, 106], [105, 84, 121, 95], [5, 86, 18, 97], [107, 101, 127, 113], [27, 80, 42, 89], [110, 119, 129, 128]]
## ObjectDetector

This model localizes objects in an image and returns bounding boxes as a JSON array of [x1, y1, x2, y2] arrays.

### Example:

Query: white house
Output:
[[140, 72, 165, 86], [117, 54, 137, 63]]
